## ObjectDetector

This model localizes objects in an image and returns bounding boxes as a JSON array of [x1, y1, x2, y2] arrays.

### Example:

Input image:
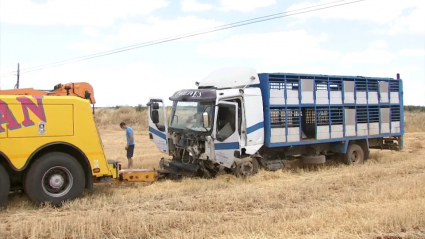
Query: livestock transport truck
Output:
[[147, 67, 404, 178]]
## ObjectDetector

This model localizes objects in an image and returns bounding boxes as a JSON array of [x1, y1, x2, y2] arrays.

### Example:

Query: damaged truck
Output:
[[147, 67, 404, 178]]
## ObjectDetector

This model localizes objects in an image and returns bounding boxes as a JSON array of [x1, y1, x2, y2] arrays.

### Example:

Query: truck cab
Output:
[[148, 67, 265, 177]]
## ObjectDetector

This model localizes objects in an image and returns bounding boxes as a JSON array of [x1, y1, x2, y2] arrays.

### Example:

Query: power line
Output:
[[0, 0, 366, 77], [0, 0, 351, 75], [0, 0, 365, 76]]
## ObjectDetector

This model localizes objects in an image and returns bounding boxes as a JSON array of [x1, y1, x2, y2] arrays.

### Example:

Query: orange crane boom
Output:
[[0, 82, 96, 104]]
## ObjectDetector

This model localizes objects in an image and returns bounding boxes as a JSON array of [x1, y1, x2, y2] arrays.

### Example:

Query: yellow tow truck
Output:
[[0, 83, 169, 208]]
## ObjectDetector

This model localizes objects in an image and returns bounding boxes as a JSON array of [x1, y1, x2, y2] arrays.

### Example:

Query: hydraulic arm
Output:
[[0, 82, 95, 104]]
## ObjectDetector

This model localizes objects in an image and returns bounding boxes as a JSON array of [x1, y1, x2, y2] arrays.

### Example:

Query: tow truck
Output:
[[0, 82, 175, 208]]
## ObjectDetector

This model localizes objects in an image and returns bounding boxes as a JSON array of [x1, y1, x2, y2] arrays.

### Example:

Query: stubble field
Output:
[[0, 108, 425, 239]]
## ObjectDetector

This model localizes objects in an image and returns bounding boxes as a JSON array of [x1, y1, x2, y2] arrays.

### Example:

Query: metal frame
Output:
[[258, 72, 404, 149]]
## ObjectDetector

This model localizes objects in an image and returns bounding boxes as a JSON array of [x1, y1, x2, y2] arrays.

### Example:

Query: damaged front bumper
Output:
[[159, 157, 200, 177]]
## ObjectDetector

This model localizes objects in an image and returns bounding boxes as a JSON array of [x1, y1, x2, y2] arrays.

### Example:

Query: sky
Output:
[[0, 0, 424, 107]]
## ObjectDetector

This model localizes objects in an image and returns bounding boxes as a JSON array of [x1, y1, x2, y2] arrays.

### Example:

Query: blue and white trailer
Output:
[[147, 67, 404, 177]]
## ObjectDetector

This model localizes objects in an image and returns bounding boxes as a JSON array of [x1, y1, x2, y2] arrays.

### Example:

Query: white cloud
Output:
[[286, 0, 424, 35], [0, 61, 194, 107], [181, 0, 213, 12], [368, 65, 425, 106], [369, 39, 388, 48], [219, 0, 276, 12], [67, 40, 112, 52], [287, 19, 306, 27], [340, 49, 396, 65], [0, 0, 169, 27], [105, 16, 225, 44], [259, 66, 329, 75], [399, 49, 425, 56], [287, 0, 418, 24], [368, 65, 421, 78], [82, 28, 99, 38], [180, 0, 277, 13], [387, 1, 425, 35], [0, 66, 18, 88], [197, 30, 340, 66]]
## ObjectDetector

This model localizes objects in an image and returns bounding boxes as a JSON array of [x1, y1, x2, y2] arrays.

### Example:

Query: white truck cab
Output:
[[148, 67, 265, 177]]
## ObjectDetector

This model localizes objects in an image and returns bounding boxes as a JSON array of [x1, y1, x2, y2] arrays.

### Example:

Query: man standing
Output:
[[120, 122, 135, 169]]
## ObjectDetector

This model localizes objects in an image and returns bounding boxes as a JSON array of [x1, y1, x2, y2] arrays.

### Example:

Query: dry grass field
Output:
[[1, 108, 425, 239]]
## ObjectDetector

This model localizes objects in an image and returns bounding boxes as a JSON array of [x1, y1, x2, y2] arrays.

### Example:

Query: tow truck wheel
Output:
[[24, 152, 85, 207], [0, 164, 10, 209], [233, 157, 259, 178], [343, 144, 365, 165]]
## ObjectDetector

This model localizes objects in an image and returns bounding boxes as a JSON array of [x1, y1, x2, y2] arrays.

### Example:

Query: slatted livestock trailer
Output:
[[258, 71, 403, 167]]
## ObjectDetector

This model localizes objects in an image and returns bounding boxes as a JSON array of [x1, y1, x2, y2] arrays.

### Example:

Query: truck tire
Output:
[[300, 155, 326, 165], [343, 144, 364, 165], [233, 157, 259, 177], [24, 152, 85, 207], [0, 164, 10, 209]]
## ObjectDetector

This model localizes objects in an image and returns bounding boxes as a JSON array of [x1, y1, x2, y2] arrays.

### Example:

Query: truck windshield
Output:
[[169, 101, 215, 132]]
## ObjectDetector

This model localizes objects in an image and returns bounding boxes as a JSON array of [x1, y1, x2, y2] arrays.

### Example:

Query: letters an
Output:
[[17, 96, 46, 127], [0, 100, 21, 132]]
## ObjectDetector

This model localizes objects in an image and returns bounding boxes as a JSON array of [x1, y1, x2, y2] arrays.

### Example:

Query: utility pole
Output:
[[15, 63, 20, 89]]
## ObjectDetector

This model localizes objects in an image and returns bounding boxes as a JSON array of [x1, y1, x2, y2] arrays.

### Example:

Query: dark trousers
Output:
[[127, 144, 135, 158]]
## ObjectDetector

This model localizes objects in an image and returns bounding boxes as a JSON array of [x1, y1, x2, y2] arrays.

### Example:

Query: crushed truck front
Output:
[[147, 67, 265, 178]]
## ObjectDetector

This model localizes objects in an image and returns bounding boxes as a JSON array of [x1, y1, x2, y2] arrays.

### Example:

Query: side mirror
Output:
[[202, 112, 209, 128], [151, 102, 159, 110], [151, 110, 159, 124]]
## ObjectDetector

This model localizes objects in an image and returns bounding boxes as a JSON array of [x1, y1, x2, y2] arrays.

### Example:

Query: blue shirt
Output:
[[126, 127, 135, 145]]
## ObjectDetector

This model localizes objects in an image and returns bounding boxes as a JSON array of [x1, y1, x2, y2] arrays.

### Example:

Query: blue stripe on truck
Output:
[[149, 126, 166, 140], [247, 122, 264, 134], [214, 142, 239, 150]]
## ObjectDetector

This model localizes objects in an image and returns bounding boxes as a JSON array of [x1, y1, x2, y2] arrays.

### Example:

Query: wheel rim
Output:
[[350, 150, 362, 164], [42, 166, 73, 198], [239, 162, 253, 176]]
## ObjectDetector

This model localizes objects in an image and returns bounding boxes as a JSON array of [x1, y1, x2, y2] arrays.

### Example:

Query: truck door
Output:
[[147, 98, 168, 154], [213, 101, 240, 168]]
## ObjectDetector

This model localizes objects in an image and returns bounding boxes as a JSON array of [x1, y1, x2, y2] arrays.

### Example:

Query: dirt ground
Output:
[[1, 130, 425, 239]]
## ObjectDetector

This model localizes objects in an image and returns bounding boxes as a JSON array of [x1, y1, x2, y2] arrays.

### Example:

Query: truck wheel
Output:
[[300, 155, 326, 165], [233, 157, 259, 177], [24, 152, 85, 207], [0, 164, 10, 209], [343, 144, 364, 165]]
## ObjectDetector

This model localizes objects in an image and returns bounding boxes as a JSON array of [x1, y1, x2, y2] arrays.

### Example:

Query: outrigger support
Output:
[[119, 169, 183, 182], [100, 160, 185, 184]]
